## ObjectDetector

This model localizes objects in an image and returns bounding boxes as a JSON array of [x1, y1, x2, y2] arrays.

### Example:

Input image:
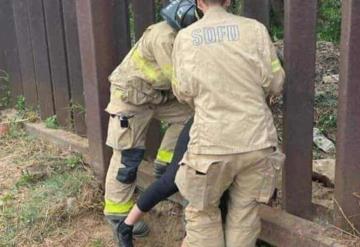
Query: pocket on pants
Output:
[[175, 164, 208, 210], [175, 154, 220, 210], [106, 114, 134, 150], [256, 149, 285, 203]]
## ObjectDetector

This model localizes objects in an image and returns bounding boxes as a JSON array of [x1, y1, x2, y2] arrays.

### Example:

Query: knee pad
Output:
[[116, 148, 145, 184]]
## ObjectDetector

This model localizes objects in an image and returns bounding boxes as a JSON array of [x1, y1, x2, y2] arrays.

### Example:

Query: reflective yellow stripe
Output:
[[132, 49, 172, 82], [272, 59, 281, 73], [156, 149, 174, 164], [112, 88, 124, 100], [104, 199, 134, 215]]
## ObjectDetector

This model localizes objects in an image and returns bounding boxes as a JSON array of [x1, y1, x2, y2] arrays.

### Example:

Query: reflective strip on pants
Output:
[[156, 149, 174, 164], [104, 199, 135, 215]]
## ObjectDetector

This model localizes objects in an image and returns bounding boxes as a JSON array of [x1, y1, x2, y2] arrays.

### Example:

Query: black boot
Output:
[[117, 221, 134, 247]]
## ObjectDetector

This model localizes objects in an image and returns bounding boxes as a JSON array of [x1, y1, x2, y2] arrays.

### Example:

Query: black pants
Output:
[[136, 117, 229, 219], [136, 118, 193, 212]]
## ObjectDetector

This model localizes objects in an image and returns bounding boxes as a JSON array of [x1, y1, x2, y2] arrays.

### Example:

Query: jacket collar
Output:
[[204, 6, 227, 17]]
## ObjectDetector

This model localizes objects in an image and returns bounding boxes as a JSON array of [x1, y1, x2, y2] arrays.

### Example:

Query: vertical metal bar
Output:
[[132, 0, 156, 40], [62, 0, 87, 136], [334, 0, 360, 231], [282, 0, 317, 219], [12, 0, 38, 108], [114, 0, 131, 62], [76, 0, 117, 182], [43, 0, 71, 127], [28, 0, 55, 119], [243, 0, 270, 29]]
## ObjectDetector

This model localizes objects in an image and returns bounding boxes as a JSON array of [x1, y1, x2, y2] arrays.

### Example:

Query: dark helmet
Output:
[[161, 0, 201, 31]]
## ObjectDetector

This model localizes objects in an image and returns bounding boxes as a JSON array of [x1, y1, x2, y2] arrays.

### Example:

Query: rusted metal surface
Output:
[[282, 0, 317, 219], [335, 0, 360, 231], [43, 0, 71, 127], [76, 0, 117, 182], [132, 0, 156, 40], [114, 0, 131, 62], [243, 0, 270, 28], [12, 0, 38, 108], [28, 0, 55, 119], [62, 0, 87, 136]]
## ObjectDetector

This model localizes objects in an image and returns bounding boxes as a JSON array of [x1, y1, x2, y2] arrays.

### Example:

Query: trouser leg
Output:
[[225, 148, 280, 247], [184, 206, 224, 247], [175, 153, 233, 247], [104, 149, 145, 216], [153, 99, 192, 178]]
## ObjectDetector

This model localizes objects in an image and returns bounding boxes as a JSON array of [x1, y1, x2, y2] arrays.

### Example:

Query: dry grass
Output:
[[0, 123, 102, 246]]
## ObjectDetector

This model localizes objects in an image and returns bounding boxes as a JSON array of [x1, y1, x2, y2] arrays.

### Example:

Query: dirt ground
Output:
[[0, 125, 185, 247]]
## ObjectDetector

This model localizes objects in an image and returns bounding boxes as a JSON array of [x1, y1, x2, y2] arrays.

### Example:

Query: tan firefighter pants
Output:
[[104, 99, 192, 216], [175, 148, 285, 247]]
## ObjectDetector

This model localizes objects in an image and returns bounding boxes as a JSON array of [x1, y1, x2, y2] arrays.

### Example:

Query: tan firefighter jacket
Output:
[[106, 21, 176, 114], [172, 7, 285, 155]]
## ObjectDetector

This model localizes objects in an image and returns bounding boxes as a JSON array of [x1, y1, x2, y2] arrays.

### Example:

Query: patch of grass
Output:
[[15, 95, 26, 113], [0, 127, 102, 246], [65, 153, 83, 169], [0, 70, 10, 108], [15, 170, 38, 188], [318, 0, 341, 43], [45, 115, 59, 129], [315, 91, 338, 134], [90, 238, 106, 247]]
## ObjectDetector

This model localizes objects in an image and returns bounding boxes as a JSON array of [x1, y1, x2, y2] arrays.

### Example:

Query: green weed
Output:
[[45, 115, 59, 129], [15, 95, 26, 113], [0, 70, 10, 108], [16, 170, 37, 188], [65, 153, 83, 169], [90, 238, 105, 247], [318, 0, 341, 43]]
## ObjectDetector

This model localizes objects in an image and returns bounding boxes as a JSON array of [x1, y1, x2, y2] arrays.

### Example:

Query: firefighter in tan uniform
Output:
[[104, 1, 199, 246], [172, 1, 286, 246]]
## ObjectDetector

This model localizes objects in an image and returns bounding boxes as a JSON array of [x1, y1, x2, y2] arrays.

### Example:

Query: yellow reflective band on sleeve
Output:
[[112, 88, 124, 100], [132, 49, 172, 82], [156, 149, 174, 164], [272, 59, 282, 73], [104, 199, 134, 215]]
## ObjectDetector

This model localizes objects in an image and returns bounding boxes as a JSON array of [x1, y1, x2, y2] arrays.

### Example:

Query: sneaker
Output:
[[106, 216, 150, 245]]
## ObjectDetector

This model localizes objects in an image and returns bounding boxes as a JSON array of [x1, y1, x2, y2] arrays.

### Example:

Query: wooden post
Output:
[[62, 0, 87, 136], [0, 0, 23, 103], [76, 0, 118, 182], [43, 0, 71, 127], [334, 0, 360, 232], [113, 0, 131, 62], [12, 0, 38, 108], [132, 0, 156, 40], [28, 0, 55, 119], [282, 0, 317, 219]]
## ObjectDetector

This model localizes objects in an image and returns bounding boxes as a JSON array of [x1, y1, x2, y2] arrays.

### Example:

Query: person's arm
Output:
[[171, 34, 196, 109], [258, 24, 285, 97], [124, 117, 193, 226]]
